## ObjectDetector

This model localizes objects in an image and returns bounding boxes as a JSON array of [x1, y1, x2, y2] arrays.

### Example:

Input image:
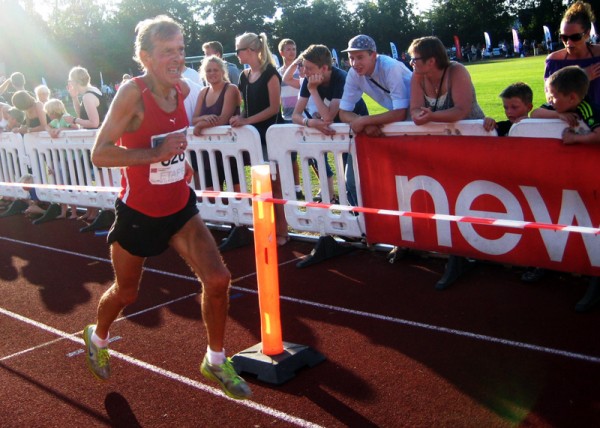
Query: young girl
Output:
[[230, 32, 289, 245], [65, 66, 109, 129], [44, 98, 78, 138], [11, 90, 47, 133]]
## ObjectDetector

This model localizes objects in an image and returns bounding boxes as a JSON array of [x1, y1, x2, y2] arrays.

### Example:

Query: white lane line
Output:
[[2, 236, 600, 366], [0, 307, 323, 428]]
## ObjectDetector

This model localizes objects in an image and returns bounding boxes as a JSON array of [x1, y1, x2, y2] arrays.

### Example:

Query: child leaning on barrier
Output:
[[528, 65, 600, 312], [0, 105, 25, 132], [531, 65, 600, 145], [44, 98, 79, 138], [483, 82, 533, 136]]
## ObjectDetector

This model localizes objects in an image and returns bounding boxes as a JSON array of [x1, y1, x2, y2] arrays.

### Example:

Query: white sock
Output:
[[91, 325, 110, 348], [206, 346, 226, 365], [295, 185, 302, 192]]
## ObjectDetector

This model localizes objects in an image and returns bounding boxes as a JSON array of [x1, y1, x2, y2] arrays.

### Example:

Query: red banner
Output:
[[356, 134, 600, 276], [453, 35, 463, 60]]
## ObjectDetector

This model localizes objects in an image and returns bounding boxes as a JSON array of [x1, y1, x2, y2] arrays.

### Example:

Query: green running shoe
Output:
[[201, 356, 252, 399], [83, 325, 111, 380]]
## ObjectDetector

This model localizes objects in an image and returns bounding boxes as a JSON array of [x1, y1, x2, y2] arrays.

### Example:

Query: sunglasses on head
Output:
[[559, 32, 586, 42]]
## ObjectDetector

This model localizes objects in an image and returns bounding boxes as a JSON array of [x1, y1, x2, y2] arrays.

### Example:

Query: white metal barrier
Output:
[[186, 125, 265, 227], [25, 130, 120, 210], [267, 120, 496, 239], [508, 118, 566, 138], [5, 126, 265, 227], [0, 131, 30, 200]]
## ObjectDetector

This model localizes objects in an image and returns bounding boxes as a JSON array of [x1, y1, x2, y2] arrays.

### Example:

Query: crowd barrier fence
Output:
[[186, 125, 265, 227], [0, 131, 30, 200], [6, 120, 595, 274], [0, 126, 267, 228], [267, 120, 495, 239]]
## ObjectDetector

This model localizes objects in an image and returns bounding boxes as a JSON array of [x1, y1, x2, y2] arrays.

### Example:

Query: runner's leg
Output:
[[170, 215, 231, 352], [95, 242, 145, 339]]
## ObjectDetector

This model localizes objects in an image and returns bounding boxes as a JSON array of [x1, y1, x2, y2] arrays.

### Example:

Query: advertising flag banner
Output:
[[332, 48, 339, 66], [453, 35, 463, 60], [390, 42, 399, 59], [355, 134, 600, 276], [543, 25, 553, 50], [512, 28, 520, 54], [484, 32, 491, 50]]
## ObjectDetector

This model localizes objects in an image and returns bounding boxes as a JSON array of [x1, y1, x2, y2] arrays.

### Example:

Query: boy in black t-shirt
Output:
[[527, 66, 600, 311], [483, 82, 533, 136], [531, 65, 600, 145]]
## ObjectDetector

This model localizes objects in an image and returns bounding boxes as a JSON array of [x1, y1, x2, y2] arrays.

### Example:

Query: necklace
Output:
[[431, 66, 448, 112]]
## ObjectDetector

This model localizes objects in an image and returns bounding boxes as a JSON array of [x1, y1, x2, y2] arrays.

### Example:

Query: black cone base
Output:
[[232, 342, 325, 385]]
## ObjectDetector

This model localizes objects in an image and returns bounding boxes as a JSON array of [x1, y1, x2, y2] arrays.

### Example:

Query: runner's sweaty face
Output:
[[143, 31, 186, 85]]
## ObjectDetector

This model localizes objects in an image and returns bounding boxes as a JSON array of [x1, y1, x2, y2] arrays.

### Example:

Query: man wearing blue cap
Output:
[[339, 34, 412, 136], [338, 34, 412, 205]]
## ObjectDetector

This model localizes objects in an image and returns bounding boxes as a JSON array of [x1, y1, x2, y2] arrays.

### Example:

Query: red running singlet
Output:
[[117, 77, 190, 217]]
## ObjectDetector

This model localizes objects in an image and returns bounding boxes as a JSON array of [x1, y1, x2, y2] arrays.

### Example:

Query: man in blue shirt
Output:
[[338, 35, 412, 205], [339, 34, 412, 137]]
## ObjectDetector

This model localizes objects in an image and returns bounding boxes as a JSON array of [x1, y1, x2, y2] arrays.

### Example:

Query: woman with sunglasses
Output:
[[230, 32, 289, 245], [407, 36, 485, 291], [545, 1, 600, 103]]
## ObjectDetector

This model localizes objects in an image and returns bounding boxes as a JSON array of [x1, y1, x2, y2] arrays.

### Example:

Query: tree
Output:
[[274, 0, 355, 53], [354, 0, 418, 54], [0, 0, 63, 87], [512, 0, 565, 43], [427, 0, 513, 49], [194, 0, 278, 50], [47, 0, 110, 84], [108, 0, 199, 80]]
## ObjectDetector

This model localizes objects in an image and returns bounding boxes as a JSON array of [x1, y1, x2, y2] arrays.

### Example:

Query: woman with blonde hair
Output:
[[65, 66, 109, 224], [229, 31, 281, 143], [193, 55, 240, 131], [66, 66, 109, 129], [34, 85, 51, 104], [229, 32, 288, 244], [192, 55, 242, 190]]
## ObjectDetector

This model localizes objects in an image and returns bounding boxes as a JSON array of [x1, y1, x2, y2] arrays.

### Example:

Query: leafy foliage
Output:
[[2, 0, 598, 90]]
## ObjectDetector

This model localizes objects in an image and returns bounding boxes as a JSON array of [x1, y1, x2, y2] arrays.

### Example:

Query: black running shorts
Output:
[[107, 187, 199, 257]]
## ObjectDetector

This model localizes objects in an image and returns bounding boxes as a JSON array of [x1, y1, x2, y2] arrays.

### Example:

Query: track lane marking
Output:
[[0, 307, 323, 428], [2, 235, 600, 368]]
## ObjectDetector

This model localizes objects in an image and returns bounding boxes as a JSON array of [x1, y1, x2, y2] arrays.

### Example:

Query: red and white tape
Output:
[[2, 182, 599, 235]]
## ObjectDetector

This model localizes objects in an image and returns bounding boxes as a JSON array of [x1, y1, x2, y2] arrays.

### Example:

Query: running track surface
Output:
[[1, 214, 599, 427]]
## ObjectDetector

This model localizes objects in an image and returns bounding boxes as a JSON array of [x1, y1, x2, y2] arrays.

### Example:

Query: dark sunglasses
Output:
[[236, 47, 250, 54], [559, 32, 586, 43]]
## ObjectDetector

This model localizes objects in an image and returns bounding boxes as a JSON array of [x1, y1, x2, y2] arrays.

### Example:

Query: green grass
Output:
[[364, 55, 546, 120]]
